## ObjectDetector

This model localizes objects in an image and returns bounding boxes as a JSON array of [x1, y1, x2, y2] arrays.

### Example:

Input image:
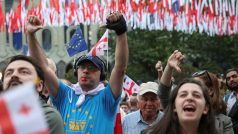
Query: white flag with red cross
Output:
[[123, 75, 140, 96], [87, 30, 108, 57], [0, 82, 49, 134]]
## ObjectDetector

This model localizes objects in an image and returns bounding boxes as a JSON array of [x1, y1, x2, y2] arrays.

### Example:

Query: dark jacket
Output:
[[228, 100, 238, 134], [40, 97, 65, 134]]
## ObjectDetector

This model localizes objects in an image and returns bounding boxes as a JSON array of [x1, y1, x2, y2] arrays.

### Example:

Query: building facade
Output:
[[0, 0, 100, 78], [0, 25, 99, 78]]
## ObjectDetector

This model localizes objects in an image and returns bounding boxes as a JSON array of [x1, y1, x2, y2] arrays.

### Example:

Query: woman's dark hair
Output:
[[142, 78, 217, 134], [194, 71, 227, 114], [1, 55, 44, 83]]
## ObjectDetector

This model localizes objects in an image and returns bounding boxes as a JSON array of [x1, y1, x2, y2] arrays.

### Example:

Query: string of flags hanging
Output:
[[1, 0, 238, 36]]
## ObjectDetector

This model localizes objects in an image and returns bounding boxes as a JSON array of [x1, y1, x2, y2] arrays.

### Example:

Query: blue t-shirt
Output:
[[52, 81, 120, 134]]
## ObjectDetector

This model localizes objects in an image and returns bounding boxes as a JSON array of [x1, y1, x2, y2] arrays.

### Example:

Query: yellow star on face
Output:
[[89, 116, 93, 120], [90, 124, 93, 128], [72, 109, 76, 113], [85, 111, 89, 115], [78, 108, 82, 112], [67, 114, 70, 118], [64, 122, 66, 125]]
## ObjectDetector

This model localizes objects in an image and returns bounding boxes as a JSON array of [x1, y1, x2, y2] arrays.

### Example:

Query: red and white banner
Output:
[[0, 82, 49, 134], [2, 0, 238, 36], [87, 30, 108, 57], [123, 75, 140, 96], [0, 1, 4, 31]]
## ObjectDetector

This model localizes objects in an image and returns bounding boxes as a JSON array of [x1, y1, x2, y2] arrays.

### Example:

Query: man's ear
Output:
[[35, 80, 44, 93]]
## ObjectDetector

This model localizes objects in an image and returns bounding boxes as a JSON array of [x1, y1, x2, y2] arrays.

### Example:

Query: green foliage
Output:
[[109, 29, 238, 82], [66, 29, 238, 83], [64, 69, 77, 84]]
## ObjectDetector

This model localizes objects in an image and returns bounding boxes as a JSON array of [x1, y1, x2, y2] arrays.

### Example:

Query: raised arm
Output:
[[159, 50, 184, 109], [107, 12, 128, 98], [155, 60, 163, 82], [26, 16, 59, 97], [160, 50, 183, 86]]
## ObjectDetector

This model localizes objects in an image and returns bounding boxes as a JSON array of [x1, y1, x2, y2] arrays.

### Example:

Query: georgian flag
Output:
[[87, 30, 108, 57], [0, 82, 49, 134], [114, 104, 122, 134], [123, 75, 140, 96]]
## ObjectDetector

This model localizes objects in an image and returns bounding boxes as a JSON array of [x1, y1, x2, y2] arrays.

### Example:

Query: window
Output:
[[42, 29, 52, 52], [64, 26, 68, 43], [70, 29, 76, 39]]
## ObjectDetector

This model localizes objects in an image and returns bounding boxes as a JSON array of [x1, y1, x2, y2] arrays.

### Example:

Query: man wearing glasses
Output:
[[26, 11, 128, 134]]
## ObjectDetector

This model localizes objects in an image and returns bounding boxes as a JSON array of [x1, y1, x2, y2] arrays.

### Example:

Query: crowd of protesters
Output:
[[0, 10, 238, 134]]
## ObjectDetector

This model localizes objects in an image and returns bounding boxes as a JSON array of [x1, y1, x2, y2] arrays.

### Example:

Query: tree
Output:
[[72, 28, 237, 84]]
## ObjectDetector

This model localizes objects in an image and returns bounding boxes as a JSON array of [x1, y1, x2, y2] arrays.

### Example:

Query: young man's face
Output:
[[226, 71, 238, 90], [3, 60, 40, 91], [120, 104, 129, 113]]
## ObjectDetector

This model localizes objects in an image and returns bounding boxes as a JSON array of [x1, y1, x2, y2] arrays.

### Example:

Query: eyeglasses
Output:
[[77, 64, 99, 71], [192, 70, 213, 87]]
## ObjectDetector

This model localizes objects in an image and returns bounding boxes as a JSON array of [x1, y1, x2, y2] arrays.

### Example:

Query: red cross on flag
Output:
[[87, 30, 108, 57], [114, 105, 122, 134], [0, 82, 49, 134], [123, 75, 140, 96]]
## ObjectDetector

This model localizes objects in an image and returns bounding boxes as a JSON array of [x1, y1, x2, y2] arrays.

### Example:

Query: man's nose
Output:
[[146, 99, 155, 104], [11, 71, 19, 77], [81, 67, 90, 73], [229, 78, 235, 83]]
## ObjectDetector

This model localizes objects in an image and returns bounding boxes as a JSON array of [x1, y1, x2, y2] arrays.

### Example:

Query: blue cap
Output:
[[75, 55, 104, 72]]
